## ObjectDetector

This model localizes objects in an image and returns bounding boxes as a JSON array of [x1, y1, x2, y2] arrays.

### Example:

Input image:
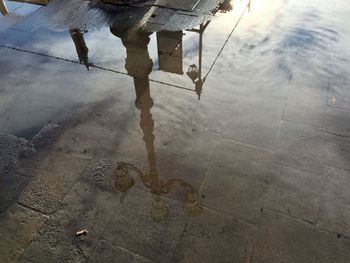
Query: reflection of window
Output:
[[157, 30, 184, 75]]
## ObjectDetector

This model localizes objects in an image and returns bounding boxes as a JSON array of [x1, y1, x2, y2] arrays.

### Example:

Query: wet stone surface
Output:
[[1, 0, 350, 262]]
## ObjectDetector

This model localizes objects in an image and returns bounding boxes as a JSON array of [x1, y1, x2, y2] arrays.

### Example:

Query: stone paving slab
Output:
[[89, 239, 154, 263], [273, 120, 326, 174], [282, 86, 327, 129], [324, 107, 350, 137], [318, 166, 350, 237], [252, 210, 350, 263], [210, 139, 273, 180], [21, 181, 120, 263], [173, 208, 256, 263], [200, 164, 267, 224], [0, 172, 29, 212], [102, 186, 189, 262], [200, 140, 272, 223], [265, 164, 325, 224], [0, 204, 47, 262], [323, 134, 350, 170], [223, 96, 284, 150], [18, 152, 90, 214]]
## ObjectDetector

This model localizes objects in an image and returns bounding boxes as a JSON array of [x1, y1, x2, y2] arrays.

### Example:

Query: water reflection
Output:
[[69, 29, 90, 70], [63, 1, 245, 220], [110, 27, 202, 221], [70, 21, 211, 99], [0, 0, 8, 15], [186, 22, 210, 99]]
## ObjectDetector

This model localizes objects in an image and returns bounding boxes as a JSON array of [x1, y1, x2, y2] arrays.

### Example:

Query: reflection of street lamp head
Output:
[[115, 163, 135, 193], [218, 0, 233, 13], [150, 194, 169, 222], [183, 190, 203, 216], [186, 64, 203, 100], [186, 64, 200, 83]]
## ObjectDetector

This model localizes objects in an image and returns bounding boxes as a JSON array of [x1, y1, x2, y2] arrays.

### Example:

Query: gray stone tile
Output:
[[252, 210, 350, 263], [102, 186, 189, 262], [0, 14, 22, 33], [173, 208, 256, 263], [327, 59, 350, 112], [18, 257, 35, 263], [18, 153, 90, 214], [323, 134, 350, 170], [324, 107, 350, 136], [223, 97, 284, 150], [89, 240, 154, 263], [199, 141, 273, 223], [282, 89, 327, 129], [151, 87, 236, 134], [265, 164, 325, 223], [211, 140, 273, 181], [158, 126, 220, 161], [0, 204, 47, 263], [319, 166, 350, 237], [54, 121, 120, 159], [0, 133, 29, 172], [236, 58, 290, 102], [273, 121, 326, 174], [0, 172, 29, 212], [200, 164, 268, 224], [22, 181, 120, 263]]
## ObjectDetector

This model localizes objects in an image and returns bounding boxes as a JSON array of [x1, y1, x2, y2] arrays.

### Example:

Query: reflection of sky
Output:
[[1, 0, 350, 136], [4, 0, 40, 16], [16, 0, 251, 90]]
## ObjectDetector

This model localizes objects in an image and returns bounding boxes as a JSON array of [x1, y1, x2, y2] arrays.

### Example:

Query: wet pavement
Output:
[[1, 0, 350, 262]]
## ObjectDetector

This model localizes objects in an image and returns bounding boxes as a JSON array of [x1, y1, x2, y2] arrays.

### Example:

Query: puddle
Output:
[[0, 0, 251, 138], [1, 0, 350, 261]]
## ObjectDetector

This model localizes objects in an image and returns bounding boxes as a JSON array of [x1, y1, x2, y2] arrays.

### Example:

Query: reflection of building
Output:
[[0, 0, 9, 16], [69, 22, 210, 98], [110, 27, 202, 221]]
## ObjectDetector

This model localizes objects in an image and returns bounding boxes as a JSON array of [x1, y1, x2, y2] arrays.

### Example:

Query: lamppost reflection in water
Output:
[[111, 27, 202, 222], [186, 21, 210, 99], [69, 29, 90, 70], [0, 0, 8, 16], [69, 22, 210, 98]]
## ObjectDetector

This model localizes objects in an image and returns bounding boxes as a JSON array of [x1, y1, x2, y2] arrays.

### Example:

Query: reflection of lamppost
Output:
[[69, 29, 90, 70], [111, 27, 202, 221], [217, 0, 233, 13], [0, 0, 9, 16], [186, 22, 209, 100]]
